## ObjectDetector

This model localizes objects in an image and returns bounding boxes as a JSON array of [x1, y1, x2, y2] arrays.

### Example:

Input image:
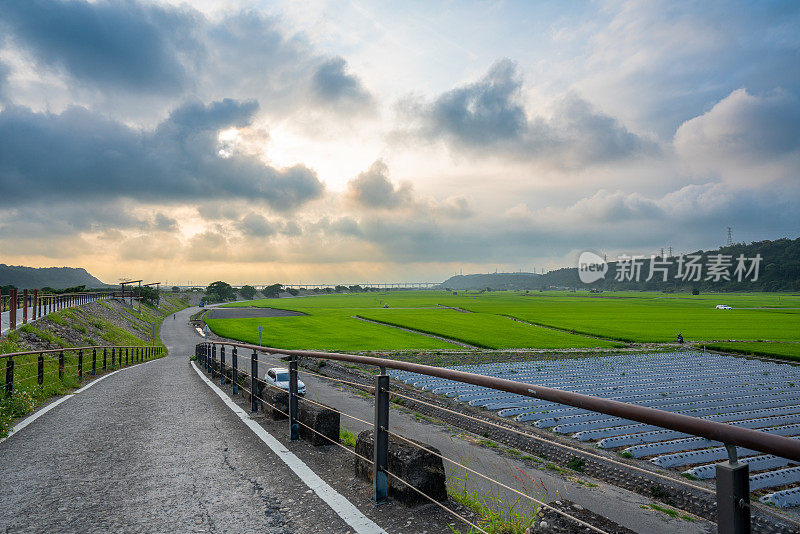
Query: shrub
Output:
[[567, 457, 586, 472]]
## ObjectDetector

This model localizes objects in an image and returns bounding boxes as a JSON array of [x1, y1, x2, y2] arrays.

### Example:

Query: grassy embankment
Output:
[[0, 295, 190, 437]]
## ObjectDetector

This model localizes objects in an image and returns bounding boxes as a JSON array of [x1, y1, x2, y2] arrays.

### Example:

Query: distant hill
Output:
[[0, 264, 108, 290], [539, 237, 800, 292], [441, 237, 800, 292], [439, 272, 540, 290]]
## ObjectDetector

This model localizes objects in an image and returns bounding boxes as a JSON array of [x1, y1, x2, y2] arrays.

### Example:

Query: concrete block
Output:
[[299, 400, 340, 445], [263, 388, 289, 420], [355, 430, 447, 506]]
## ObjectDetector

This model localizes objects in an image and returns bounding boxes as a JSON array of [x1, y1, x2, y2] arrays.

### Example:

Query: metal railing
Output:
[[196, 340, 800, 533], [2, 345, 165, 398], [0, 289, 128, 332]]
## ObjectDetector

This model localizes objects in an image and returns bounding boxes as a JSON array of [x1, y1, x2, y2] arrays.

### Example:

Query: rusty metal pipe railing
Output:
[[201, 340, 800, 462]]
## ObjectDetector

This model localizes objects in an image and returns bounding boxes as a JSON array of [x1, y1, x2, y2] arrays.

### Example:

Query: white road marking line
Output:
[[0, 358, 158, 445], [191, 361, 386, 534]]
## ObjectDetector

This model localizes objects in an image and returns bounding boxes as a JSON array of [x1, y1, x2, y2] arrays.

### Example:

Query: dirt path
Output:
[[352, 315, 480, 349]]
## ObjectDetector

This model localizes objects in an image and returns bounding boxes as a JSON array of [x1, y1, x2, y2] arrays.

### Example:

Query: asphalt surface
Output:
[[0, 306, 357, 533], [1, 305, 37, 336]]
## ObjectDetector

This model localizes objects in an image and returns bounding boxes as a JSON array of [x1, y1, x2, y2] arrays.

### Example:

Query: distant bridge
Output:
[[168, 282, 440, 290], [278, 282, 439, 290]]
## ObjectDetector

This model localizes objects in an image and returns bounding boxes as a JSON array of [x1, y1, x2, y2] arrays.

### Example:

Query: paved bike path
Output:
[[0, 306, 360, 533]]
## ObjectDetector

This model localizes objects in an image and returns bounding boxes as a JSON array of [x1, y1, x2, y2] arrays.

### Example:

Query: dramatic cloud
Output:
[[0, 0, 197, 93], [407, 59, 654, 168], [0, 1, 797, 282], [318, 182, 800, 264], [236, 213, 277, 237], [675, 89, 800, 184], [312, 57, 373, 108], [0, 99, 325, 209], [345, 160, 412, 209], [0, 61, 8, 102], [0, 202, 180, 248], [573, 2, 800, 138], [0, 0, 374, 119]]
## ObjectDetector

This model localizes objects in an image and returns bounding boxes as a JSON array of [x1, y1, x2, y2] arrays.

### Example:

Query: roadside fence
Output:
[[195, 340, 800, 534], [199, 341, 769, 534], [2, 345, 165, 399], [0, 289, 143, 333]]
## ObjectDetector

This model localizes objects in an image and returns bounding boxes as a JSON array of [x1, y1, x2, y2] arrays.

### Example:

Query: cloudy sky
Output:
[[0, 0, 798, 285]]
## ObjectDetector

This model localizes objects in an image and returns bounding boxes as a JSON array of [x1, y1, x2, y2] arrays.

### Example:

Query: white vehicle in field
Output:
[[715, 304, 732, 310], [265, 367, 306, 396]]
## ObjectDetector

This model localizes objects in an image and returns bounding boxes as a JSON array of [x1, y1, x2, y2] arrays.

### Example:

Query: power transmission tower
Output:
[[727, 227, 733, 246]]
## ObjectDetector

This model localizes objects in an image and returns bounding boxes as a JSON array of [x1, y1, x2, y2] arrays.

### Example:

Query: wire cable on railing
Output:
[[386, 428, 608, 534], [220, 361, 585, 533], [386, 388, 717, 496], [299, 394, 373, 427], [381, 470, 491, 534], [296, 367, 376, 391], [221, 366, 377, 465], [255, 389, 378, 467], [204, 343, 713, 496], [236, 352, 378, 391]]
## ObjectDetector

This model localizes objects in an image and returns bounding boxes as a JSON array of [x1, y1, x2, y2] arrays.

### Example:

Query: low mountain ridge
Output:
[[0, 264, 108, 289], [439, 272, 540, 290], [440, 237, 800, 292]]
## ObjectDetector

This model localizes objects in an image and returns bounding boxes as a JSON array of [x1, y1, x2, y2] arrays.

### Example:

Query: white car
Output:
[[715, 304, 732, 310], [265, 367, 306, 396]]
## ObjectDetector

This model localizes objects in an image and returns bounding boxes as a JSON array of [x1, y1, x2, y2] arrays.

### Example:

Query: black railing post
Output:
[[92, 348, 97, 376], [4, 357, 14, 398], [103, 348, 107, 371], [125, 348, 129, 366], [232, 347, 238, 395], [111, 348, 115, 369], [220, 346, 226, 386], [58, 351, 64, 380], [289, 355, 299, 441], [717, 445, 750, 534], [373, 367, 389, 504], [77, 350, 83, 381], [212, 345, 217, 380], [38, 353, 44, 386], [250, 350, 259, 412]]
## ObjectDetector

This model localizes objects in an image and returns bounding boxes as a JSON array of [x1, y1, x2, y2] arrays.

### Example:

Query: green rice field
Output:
[[207, 290, 800, 355]]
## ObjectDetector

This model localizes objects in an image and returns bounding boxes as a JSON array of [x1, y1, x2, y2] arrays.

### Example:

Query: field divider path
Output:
[[500, 314, 628, 344], [351, 315, 480, 349], [436, 304, 472, 313]]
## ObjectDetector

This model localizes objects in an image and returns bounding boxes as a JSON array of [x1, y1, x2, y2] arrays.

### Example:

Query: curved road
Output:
[[0, 306, 358, 533]]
